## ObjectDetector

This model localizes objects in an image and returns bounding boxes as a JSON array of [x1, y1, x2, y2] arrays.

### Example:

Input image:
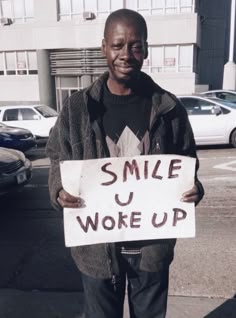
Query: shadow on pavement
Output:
[[196, 144, 232, 150], [204, 297, 236, 318], [26, 144, 46, 161]]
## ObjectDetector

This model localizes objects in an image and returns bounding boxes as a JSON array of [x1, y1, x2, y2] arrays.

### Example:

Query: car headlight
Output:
[[24, 159, 32, 169], [0, 133, 12, 140], [1, 133, 11, 137], [14, 150, 26, 162]]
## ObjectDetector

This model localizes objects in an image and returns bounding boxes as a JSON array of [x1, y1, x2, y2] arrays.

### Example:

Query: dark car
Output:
[[0, 123, 36, 152], [0, 147, 32, 195]]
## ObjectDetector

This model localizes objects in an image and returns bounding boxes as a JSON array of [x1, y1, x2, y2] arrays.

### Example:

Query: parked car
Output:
[[178, 95, 236, 147], [0, 147, 32, 195], [200, 89, 236, 104], [0, 122, 36, 152], [0, 104, 58, 138]]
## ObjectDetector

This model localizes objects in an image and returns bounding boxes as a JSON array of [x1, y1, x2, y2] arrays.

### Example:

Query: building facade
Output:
[[0, 0, 232, 111]]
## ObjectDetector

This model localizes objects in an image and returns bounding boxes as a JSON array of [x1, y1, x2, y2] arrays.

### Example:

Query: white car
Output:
[[178, 95, 236, 147], [0, 104, 58, 138], [199, 89, 236, 104]]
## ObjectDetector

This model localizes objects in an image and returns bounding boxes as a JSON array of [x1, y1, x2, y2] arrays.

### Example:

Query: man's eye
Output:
[[132, 45, 143, 51], [112, 44, 122, 50]]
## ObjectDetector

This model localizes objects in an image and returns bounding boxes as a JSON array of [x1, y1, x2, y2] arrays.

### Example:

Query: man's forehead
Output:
[[106, 20, 144, 39]]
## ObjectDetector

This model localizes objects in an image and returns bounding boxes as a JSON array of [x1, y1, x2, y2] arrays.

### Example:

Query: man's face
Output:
[[102, 20, 148, 85]]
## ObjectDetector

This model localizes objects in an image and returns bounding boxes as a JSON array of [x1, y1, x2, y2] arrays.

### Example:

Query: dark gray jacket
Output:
[[46, 72, 204, 279]]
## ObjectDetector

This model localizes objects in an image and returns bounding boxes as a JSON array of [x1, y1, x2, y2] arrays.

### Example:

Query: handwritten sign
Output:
[[60, 155, 196, 247]]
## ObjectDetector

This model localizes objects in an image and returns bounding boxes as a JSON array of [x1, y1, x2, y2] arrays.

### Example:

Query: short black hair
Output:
[[104, 9, 148, 41]]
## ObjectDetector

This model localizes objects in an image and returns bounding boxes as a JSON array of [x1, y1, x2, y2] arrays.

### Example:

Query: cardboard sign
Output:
[[60, 155, 196, 247]]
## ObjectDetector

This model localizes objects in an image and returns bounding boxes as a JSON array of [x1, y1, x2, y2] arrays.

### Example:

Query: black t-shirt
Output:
[[101, 83, 152, 251], [102, 83, 152, 157]]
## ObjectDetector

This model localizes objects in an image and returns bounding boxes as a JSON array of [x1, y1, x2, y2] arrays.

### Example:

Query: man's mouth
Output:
[[116, 65, 136, 74]]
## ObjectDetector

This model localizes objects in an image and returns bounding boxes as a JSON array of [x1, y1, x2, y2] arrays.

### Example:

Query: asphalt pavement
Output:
[[0, 289, 235, 318], [0, 146, 235, 318]]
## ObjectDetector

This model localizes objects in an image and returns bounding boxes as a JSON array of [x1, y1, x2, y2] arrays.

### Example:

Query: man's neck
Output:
[[107, 78, 133, 96]]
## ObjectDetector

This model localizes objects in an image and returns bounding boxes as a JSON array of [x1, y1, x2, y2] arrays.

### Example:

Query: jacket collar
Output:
[[85, 71, 177, 118]]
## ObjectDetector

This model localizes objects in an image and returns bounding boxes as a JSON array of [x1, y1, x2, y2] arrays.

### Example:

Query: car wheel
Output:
[[230, 130, 236, 148]]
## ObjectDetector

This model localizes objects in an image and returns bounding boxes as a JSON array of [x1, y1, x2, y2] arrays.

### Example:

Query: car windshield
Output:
[[35, 105, 58, 118], [216, 92, 236, 103], [208, 98, 236, 109]]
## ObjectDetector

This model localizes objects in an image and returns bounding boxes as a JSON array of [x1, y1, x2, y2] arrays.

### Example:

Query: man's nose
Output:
[[120, 45, 132, 59]]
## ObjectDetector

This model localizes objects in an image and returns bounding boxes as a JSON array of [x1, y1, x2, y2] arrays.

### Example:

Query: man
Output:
[[46, 8, 204, 318]]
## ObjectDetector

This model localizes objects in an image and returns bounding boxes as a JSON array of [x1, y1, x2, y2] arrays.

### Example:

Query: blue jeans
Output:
[[81, 253, 169, 318]]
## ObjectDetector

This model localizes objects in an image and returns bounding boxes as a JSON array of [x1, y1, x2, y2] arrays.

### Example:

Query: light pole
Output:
[[223, 0, 236, 89]]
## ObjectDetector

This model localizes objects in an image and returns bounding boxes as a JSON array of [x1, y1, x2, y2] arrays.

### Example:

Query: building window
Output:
[[55, 74, 99, 111], [125, 0, 194, 15], [0, 0, 34, 23], [0, 51, 38, 76], [0, 52, 4, 75], [142, 45, 194, 73], [58, 0, 123, 20], [58, 0, 195, 20], [5, 51, 16, 75], [27, 51, 38, 74], [16, 51, 27, 75], [180, 0, 194, 13]]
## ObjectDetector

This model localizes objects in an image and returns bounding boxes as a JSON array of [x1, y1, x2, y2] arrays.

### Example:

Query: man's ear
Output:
[[144, 42, 148, 59], [101, 39, 106, 56]]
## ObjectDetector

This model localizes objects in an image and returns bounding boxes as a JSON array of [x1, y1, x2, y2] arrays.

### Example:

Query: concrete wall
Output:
[[0, 0, 200, 100], [0, 76, 39, 102], [0, 14, 199, 51], [148, 13, 199, 46], [151, 72, 198, 95]]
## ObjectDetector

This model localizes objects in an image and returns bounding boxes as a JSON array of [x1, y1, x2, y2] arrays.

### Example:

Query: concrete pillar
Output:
[[37, 49, 56, 109], [223, 0, 236, 89]]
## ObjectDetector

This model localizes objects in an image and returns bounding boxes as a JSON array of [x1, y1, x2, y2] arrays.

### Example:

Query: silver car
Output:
[[199, 89, 236, 104], [0, 147, 32, 195], [178, 95, 236, 148]]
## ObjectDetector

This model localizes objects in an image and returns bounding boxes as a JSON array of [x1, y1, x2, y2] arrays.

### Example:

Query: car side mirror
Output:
[[211, 106, 222, 116]]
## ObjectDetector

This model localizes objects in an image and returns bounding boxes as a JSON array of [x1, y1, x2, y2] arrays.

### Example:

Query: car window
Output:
[[219, 106, 230, 114], [204, 93, 215, 98], [214, 92, 236, 103], [197, 100, 216, 114], [179, 98, 201, 114], [180, 98, 217, 115], [3, 109, 19, 121], [35, 105, 58, 118], [20, 108, 38, 120], [208, 98, 232, 113]]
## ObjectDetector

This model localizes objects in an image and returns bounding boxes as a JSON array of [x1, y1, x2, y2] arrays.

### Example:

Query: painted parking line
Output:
[[200, 175, 236, 181], [199, 156, 236, 160], [213, 160, 236, 172]]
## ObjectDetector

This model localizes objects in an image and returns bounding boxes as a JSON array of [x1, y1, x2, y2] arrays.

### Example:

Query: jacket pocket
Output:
[[139, 239, 176, 272]]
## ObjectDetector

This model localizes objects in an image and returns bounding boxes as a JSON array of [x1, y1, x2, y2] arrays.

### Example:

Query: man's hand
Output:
[[57, 189, 84, 208], [181, 184, 203, 206]]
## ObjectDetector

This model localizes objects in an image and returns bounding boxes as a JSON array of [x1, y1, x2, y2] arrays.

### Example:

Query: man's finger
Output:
[[57, 196, 80, 208], [59, 189, 79, 203], [181, 194, 198, 202]]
